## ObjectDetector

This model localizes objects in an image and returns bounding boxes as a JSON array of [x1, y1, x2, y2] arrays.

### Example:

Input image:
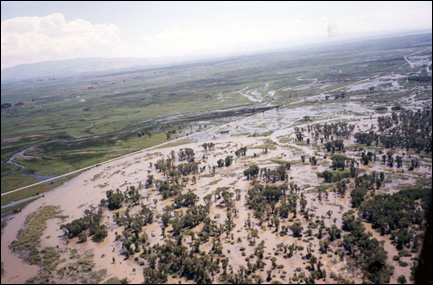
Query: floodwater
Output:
[[7, 147, 34, 169], [1, 68, 431, 284]]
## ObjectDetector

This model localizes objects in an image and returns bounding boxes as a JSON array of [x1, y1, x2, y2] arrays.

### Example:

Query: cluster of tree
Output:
[[318, 158, 362, 184], [361, 151, 376, 165], [154, 157, 173, 173], [407, 75, 432, 83], [309, 156, 318, 165], [173, 190, 199, 208], [278, 195, 298, 219], [175, 162, 199, 177], [324, 140, 345, 152], [234, 146, 247, 157], [124, 185, 142, 205], [350, 172, 385, 207], [290, 221, 304, 237], [341, 210, 393, 284], [303, 115, 312, 121], [217, 156, 233, 167], [104, 189, 125, 210], [351, 188, 368, 208], [170, 205, 210, 236], [408, 158, 420, 171], [381, 108, 431, 153], [391, 105, 403, 111], [165, 129, 176, 140], [295, 131, 304, 141], [178, 148, 195, 162], [333, 91, 346, 100], [317, 169, 351, 183], [60, 206, 107, 243], [114, 204, 154, 229], [356, 108, 432, 152], [331, 154, 352, 170], [121, 227, 149, 260], [137, 129, 152, 138], [141, 240, 215, 284], [154, 157, 199, 183], [158, 180, 182, 200], [258, 165, 288, 183], [375, 106, 388, 111], [359, 187, 430, 249], [354, 131, 379, 146], [202, 142, 215, 151], [1, 103, 12, 109], [308, 122, 355, 142], [113, 209, 152, 259], [243, 164, 260, 180], [244, 162, 291, 182], [246, 183, 297, 225]]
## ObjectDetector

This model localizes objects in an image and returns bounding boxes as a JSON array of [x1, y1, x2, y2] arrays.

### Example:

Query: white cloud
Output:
[[1, 13, 126, 68], [130, 20, 327, 58], [2, 6, 430, 68], [334, 9, 432, 35]]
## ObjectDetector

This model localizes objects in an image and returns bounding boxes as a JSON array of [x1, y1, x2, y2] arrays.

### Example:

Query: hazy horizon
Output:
[[1, 1, 432, 69]]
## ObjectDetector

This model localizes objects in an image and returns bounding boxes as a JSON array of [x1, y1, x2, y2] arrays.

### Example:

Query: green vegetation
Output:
[[359, 188, 430, 248], [105, 277, 129, 284], [10, 205, 63, 268], [105, 189, 125, 210], [250, 139, 277, 151], [243, 164, 260, 180], [1, 197, 38, 216], [341, 210, 393, 283], [355, 107, 432, 152], [60, 206, 108, 243], [1, 171, 82, 207], [173, 190, 198, 208]]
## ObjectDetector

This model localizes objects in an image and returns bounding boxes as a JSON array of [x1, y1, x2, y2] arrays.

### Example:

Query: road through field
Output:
[[1, 109, 267, 198], [1, 74, 378, 199]]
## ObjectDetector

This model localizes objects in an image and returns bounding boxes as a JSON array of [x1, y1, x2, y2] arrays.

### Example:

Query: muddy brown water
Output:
[[2, 95, 430, 284]]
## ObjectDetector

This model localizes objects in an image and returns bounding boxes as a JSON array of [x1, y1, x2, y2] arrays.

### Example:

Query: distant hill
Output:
[[2, 30, 430, 82], [0, 57, 183, 82]]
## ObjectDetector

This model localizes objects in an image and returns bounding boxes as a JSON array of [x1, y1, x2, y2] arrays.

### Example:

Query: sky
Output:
[[1, 1, 432, 69]]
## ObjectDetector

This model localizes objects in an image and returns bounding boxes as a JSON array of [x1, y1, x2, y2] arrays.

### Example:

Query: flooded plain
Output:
[[1, 63, 431, 284]]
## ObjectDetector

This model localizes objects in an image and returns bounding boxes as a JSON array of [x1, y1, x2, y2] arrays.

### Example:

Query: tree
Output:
[[235, 147, 247, 157], [274, 216, 280, 232], [310, 156, 318, 165], [290, 222, 303, 237], [173, 191, 198, 208], [325, 141, 333, 152], [146, 175, 154, 188], [234, 189, 241, 201], [350, 188, 366, 208], [244, 164, 260, 180], [397, 275, 407, 284], [396, 229, 411, 250], [331, 155, 347, 170], [92, 225, 108, 242], [225, 156, 233, 167], [184, 148, 195, 162], [203, 194, 213, 207], [300, 198, 307, 212], [107, 190, 124, 210], [396, 156, 403, 168], [78, 231, 87, 243]]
